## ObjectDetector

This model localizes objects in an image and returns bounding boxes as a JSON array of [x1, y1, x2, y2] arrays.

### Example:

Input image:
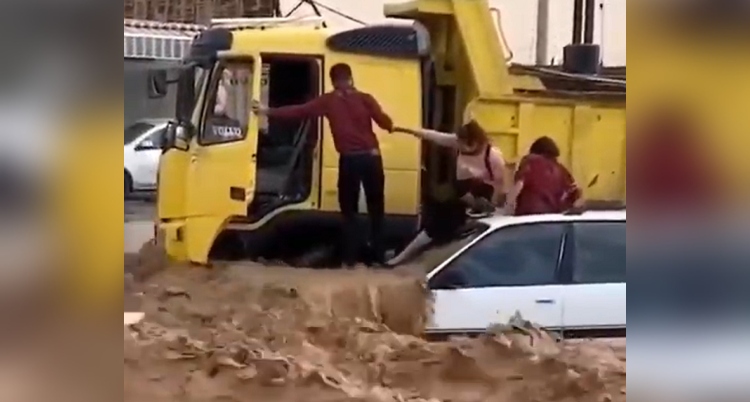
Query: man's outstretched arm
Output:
[[254, 96, 327, 120], [362, 93, 394, 132]]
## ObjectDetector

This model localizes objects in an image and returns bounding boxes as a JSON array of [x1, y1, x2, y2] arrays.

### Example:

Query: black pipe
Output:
[[572, 0, 584, 44], [583, 0, 595, 44]]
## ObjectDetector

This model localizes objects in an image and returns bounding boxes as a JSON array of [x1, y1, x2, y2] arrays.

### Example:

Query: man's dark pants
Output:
[[337, 152, 385, 266]]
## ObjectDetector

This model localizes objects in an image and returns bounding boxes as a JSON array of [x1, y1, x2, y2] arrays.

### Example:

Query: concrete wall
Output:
[[280, 0, 625, 66]]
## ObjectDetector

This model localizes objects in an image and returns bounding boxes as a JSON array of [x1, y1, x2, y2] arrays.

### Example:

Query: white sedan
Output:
[[124, 119, 168, 196], [424, 209, 626, 338]]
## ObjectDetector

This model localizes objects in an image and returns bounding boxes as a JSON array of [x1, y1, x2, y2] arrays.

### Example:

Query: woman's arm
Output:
[[505, 156, 531, 214], [393, 127, 458, 148], [504, 180, 523, 214], [491, 179, 506, 206], [560, 165, 584, 208]]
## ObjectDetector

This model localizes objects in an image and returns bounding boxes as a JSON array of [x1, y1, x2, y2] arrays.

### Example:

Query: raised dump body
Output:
[[385, 0, 625, 202], [155, 0, 625, 265]]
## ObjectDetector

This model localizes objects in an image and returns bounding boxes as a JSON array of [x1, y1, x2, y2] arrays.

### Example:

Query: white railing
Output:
[[124, 15, 326, 60], [124, 19, 203, 60]]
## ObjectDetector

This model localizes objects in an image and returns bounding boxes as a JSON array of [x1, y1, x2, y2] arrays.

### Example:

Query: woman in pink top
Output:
[[395, 120, 507, 207], [386, 121, 508, 266]]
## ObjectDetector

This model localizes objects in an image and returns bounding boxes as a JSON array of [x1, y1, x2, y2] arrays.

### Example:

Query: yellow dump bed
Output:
[[387, 0, 626, 202]]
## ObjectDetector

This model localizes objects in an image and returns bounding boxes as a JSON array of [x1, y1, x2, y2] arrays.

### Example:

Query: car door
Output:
[[132, 127, 165, 189], [427, 222, 568, 334], [560, 220, 626, 333], [185, 58, 261, 219]]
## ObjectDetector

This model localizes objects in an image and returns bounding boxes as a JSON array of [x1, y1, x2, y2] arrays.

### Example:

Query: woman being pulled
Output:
[[386, 120, 507, 266]]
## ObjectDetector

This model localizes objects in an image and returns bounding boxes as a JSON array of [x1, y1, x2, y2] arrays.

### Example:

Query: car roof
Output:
[[479, 210, 626, 228]]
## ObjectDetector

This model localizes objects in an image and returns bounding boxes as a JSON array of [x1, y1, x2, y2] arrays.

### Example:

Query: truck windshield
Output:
[[124, 122, 155, 145]]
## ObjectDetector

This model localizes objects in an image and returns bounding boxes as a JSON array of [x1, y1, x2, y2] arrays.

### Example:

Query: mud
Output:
[[124, 243, 626, 402]]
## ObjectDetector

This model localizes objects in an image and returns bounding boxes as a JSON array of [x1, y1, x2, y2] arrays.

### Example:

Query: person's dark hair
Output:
[[329, 63, 353, 82], [529, 136, 560, 159], [456, 120, 489, 148]]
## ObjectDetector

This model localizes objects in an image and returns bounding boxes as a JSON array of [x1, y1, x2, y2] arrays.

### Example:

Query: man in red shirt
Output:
[[253, 63, 394, 267], [506, 136, 581, 215]]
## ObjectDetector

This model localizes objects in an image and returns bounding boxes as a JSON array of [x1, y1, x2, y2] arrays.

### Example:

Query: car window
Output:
[[140, 127, 166, 148], [124, 122, 155, 145], [430, 223, 565, 290], [571, 221, 625, 284], [417, 222, 490, 273]]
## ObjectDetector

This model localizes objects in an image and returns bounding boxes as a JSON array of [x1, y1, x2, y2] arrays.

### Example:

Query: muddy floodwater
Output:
[[124, 243, 626, 402]]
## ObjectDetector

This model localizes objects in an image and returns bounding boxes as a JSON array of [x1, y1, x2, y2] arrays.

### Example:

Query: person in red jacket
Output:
[[253, 63, 394, 267], [506, 136, 581, 215]]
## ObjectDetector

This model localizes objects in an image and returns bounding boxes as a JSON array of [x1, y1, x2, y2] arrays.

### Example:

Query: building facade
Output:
[[124, 19, 202, 125]]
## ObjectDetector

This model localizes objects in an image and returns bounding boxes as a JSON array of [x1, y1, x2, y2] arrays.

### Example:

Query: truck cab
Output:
[[156, 16, 427, 264]]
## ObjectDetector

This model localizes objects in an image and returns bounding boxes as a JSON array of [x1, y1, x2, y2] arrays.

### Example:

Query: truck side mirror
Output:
[[161, 121, 193, 152], [147, 69, 168, 99]]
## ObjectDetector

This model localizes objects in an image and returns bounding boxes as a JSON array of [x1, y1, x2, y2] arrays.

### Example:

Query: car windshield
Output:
[[124, 122, 155, 145], [415, 222, 490, 273]]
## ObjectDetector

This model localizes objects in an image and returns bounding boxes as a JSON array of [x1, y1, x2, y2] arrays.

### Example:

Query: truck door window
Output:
[[570, 221, 626, 284], [199, 62, 254, 146], [430, 223, 565, 290]]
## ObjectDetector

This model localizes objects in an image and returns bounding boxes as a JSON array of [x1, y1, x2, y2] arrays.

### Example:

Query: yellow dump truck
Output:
[[154, 0, 626, 265]]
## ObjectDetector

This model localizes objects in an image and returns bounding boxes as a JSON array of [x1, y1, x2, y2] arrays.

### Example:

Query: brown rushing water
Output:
[[124, 243, 626, 402]]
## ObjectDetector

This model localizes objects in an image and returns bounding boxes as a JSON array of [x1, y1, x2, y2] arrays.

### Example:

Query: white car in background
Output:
[[124, 119, 168, 196], [425, 209, 626, 338]]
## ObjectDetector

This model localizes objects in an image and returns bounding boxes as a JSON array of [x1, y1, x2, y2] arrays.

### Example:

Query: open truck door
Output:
[[158, 58, 261, 263]]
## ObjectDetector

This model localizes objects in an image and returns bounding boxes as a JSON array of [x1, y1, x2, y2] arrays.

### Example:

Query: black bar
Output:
[[572, 0, 584, 44], [583, 0, 595, 44]]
